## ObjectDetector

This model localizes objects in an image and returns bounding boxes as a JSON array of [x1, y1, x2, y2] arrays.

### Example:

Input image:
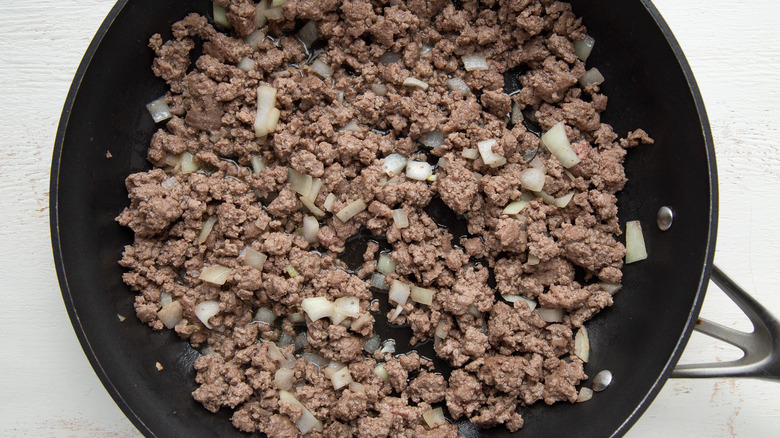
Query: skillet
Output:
[[49, 0, 780, 436]]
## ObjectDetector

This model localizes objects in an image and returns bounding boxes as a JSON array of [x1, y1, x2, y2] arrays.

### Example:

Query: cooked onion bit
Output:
[[477, 139, 507, 168], [301, 297, 334, 321], [625, 220, 648, 263], [279, 391, 323, 434], [157, 301, 183, 329], [574, 326, 590, 362], [194, 300, 221, 329], [146, 95, 172, 123], [199, 265, 231, 286], [541, 122, 580, 168]]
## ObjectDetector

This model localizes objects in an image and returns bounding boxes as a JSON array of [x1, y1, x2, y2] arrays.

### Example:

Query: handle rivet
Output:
[[592, 370, 613, 392], [657, 206, 673, 231]]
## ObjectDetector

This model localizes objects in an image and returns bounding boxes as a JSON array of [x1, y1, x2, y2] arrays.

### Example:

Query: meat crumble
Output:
[[117, 0, 653, 435]]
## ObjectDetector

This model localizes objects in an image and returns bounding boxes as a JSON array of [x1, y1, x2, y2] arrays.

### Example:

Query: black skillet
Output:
[[50, 0, 780, 436]]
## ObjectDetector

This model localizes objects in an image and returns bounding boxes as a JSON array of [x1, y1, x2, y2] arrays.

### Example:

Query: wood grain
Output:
[[0, 0, 777, 436]]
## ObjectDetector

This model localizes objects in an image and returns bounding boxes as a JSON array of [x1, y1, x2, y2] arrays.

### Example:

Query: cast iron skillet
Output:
[[50, 0, 780, 436]]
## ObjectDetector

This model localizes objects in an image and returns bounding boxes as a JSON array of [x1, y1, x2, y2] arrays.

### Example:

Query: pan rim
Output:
[[49, 1, 719, 437]]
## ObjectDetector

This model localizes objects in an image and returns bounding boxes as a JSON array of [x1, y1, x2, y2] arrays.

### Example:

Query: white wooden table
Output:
[[1, 0, 778, 436]]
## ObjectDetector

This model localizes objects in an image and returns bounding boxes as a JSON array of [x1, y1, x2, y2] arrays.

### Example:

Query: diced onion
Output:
[[377, 254, 396, 274], [434, 319, 448, 339], [462, 54, 488, 71], [213, 4, 230, 27], [403, 77, 429, 91], [574, 326, 590, 362], [574, 35, 595, 61], [625, 220, 648, 263], [194, 300, 221, 329], [237, 57, 255, 72], [285, 265, 299, 278], [349, 381, 365, 393], [331, 309, 349, 325], [389, 304, 404, 322], [541, 122, 580, 168], [421, 44, 433, 55], [300, 196, 325, 218], [278, 332, 295, 347], [468, 305, 480, 317], [254, 1, 267, 28], [579, 67, 605, 87], [526, 253, 540, 266], [511, 102, 523, 125], [181, 152, 198, 173], [364, 335, 381, 354], [274, 368, 295, 391], [518, 296, 538, 311], [502, 294, 521, 303], [146, 95, 172, 123], [577, 386, 594, 402], [198, 216, 218, 244], [264, 7, 283, 20], [554, 192, 574, 208], [337, 90, 344, 103], [461, 148, 479, 160], [379, 52, 402, 64], [246, 30, 265, 50], [302, 216, 319, 243], [311, 59, 333, 79], [374, 364, 389, 381], [502, 200, 530, 215], [406, 161, 433, 181], [382, 153, 407, 176], [388, 280, 411, 305], [287, 313, 305, 323], [323, 193, 337, 212], [271, 0, 288, 6], [254, 307, 276, 325], [421, 131, 445, 148], [334, 297, 360, 318], [371, 84, 387, 96], [392, 209, 409, 229], [599, 282, 623, 295], [161, 177, 177, 189], [410, 286, 434, 306], [538, 307, 564, 323], [342, 121, 361, 132], [301, 297, 334, 321], [251, 155, 266, 174], [520, 168, 546, 192], [533, 190, 556, 206], [287, 168, 313, 197], [254, 86, 278, 137], [157, 301, 183, 329], [380, 339, 396, 354], [447, 78, 470, 96], [370, 273, 389, 290], [308, 177, 322, 200], [335, 199, 366, 222], [160, 292, 172, 308], [351, 313, 372, 332], [477, 139, 507, 168], [330, 366, 352, 390], [423, 407, 447, 428], [244, 247, 268, 271], [199, 265, 231, 286], [302, 352, 329, 367], [279, 391, 324, 434], [297, 21, 318, 49], [265, 107, 281, 134]]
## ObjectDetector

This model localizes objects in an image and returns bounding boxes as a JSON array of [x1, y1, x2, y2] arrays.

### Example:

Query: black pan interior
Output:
[[51, 0, 717, 436]]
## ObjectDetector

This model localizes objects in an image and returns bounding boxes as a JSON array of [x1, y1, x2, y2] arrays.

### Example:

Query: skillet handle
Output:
[[672, 266, 780, 380]]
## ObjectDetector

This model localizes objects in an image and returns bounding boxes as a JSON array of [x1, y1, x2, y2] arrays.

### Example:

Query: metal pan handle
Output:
[[672, 266, 780, 380]]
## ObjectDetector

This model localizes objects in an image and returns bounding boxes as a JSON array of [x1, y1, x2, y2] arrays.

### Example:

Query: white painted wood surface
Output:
[[1, 0, 778, 436]]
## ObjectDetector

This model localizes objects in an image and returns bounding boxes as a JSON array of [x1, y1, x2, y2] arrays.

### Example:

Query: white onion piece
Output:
[[625, 220, 648, 263], [287, 312, 305, 323], [301, 297, 334, 321], [309, 177, 323, 201], [237, 57, 255, 72], [323, 193, 337, 212], [330, 366, 352, 390], [251, 155, 266, 174], [331, 309, 349, 325], [520, 168, 546, 192], [446, 78, 470, 96], [370, 273, 388, 290], [382, 153, 407, 176], [287, 168, 313, 197], [285, 265, 299, 278], [379, 51, 401, 64], [371, 84, 387, 96], [477, 139, 507, 168], [406, 161, 432, 181], [146, 95, 172, 123], [336, 90, 344, 103], [502, 200, 530, 215], [199, 265, 231, 286], [364, 335, 381, 354], [518, 296, 538, 311], [574, 35, 595, 61], [421, 131, 445, 148], [388, 281, 411, 305], [374, 363, 389, 381], [198, 216, 218, 244], [526, 253, 540, 266], [554, 192, 574, 208], [161, 176, 177, 189], [297, 21, 318, 49], [377, 254, 396, 274], [350, 313, 372, 332], [271, 0, 288, 7], [279, 391, 323, 434], [302, 216, 319, 243], [461, 148, 479, 160], [423, 407, 447, 428], [311, 59, 333, 78], [577, 386, 594, 402], [410, 286, 433, 306], [300, 196, 325, 218], [511, 102, 523, 125], [349, 381, 365, 393], [160, 292, 172, 308], [194, 300, 221, 329], [213, 4, 230, 27], [342, 121, 361, 132], [278, 332, 295, 347], [434, 319, 448, 339], [538, 307, 564, 323], [266, 342, 285, 362], [501, 294, 521, 303], [246, 30, 265, 50], [380, 339, 396, 354], [334, 297, 360, 318], [529, 155, 546, 170], [254, 307, 276, 325], [421, 43, 433, 55], [402, 77, 429, 91], [467, 304, 480, 318], [462, 54, 488, 71], [157, 301, 183, 329], [599, 282, 623, 295], [579, 67, 605, 87], [181, 152, 198, 173], [541, 122, 580, 168], [265, 107, 281, 134], [254, 86, 278, 137], [574, 326, 590, 362], [244, 247, 267, 271], [274, 368, 295, 391], [335, 199, 366, 222], [533, 190, 556, 206], [302, 352, 329, 367], [254, 1, 267, 28], [264, 7, 283, 20], [392, 209, 409, 229], [389, 304, 404, 321]]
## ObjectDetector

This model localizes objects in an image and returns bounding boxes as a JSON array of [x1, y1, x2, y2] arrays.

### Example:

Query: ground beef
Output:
[[118, 0, 651, 435]]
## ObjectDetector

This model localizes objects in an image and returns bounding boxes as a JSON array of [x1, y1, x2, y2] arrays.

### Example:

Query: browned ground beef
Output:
[[117, 0, 653, 435]]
